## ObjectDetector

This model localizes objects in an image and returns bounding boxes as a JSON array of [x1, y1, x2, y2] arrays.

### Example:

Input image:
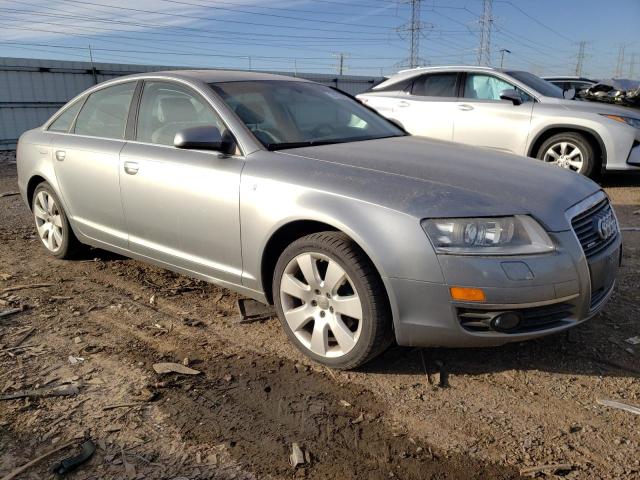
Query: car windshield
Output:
[[209, 80, 405, 150], [506, 71, 564, 98]]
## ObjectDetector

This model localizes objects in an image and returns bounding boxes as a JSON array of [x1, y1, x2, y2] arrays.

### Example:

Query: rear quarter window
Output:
[[48, 99, 84, 133]]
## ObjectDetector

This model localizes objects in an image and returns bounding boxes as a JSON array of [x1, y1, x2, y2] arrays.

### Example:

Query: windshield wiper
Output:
[[266, 134, 405, 151]]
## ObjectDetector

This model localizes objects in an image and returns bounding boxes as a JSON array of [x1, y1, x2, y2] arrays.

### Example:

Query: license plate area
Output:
[[587, 245, 620, 310]]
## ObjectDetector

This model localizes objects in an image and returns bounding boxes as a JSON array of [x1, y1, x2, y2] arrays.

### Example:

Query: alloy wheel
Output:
[[543, 141, 584, 172], [34, 190, 64, 253], [279, 252, 363, 358]]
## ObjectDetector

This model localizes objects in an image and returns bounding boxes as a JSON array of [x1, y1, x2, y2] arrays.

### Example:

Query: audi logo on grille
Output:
[[595, 211, 617, 241]]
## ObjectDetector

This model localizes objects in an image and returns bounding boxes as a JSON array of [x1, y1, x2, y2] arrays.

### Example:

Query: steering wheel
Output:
[[309, 124, 337, 139]]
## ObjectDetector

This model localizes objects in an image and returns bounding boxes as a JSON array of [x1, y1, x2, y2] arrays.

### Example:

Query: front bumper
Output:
[[387, 226, 621, 348]]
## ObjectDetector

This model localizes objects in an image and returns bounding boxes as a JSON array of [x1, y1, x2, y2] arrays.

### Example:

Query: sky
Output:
[[0, 0, 638, 79]]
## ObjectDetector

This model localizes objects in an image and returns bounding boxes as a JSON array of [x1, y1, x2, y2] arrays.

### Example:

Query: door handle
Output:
[[457, 104, 474, 111], [123, 161, 139, 175], [55, 150, 66, 161], [397, 100, 410, 108]]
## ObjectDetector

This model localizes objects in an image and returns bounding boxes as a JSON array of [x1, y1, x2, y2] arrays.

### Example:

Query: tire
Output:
[[32, 182, 81, 259], [273, 231, 393, 370], [535, 131, 597, 177]]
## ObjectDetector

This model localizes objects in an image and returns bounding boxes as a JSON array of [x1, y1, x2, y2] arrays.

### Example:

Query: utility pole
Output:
[[499, 48, 511, 68], [477, 0, 493, 66], [332, 52, 349, 75], [614, 44, 626, 78], [397, 0, 429, 68], [87, 44, 97, 85], [574, 41, 586, 76]]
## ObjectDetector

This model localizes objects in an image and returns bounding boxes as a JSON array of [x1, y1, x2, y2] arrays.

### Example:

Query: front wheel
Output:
[[536, 132, 597, 177], [273, 232, 392, 370]]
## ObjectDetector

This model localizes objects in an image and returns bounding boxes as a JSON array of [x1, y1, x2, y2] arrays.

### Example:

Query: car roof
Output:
[[371, 65, 504, 91], [106, 69, 311, 85]]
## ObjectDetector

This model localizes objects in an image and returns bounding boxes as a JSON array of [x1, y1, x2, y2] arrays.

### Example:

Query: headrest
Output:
[[235, 102, 265, 124], [159, 97, 197, 123]]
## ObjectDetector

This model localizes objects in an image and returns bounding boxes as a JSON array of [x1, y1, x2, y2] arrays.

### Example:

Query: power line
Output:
[[495, 0, 574, 43]]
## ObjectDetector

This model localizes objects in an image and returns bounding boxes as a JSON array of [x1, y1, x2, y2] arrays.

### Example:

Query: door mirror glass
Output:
[[499, 89, 523, 105], [563, 88, 576, 100], [174, 125, 223, 150]]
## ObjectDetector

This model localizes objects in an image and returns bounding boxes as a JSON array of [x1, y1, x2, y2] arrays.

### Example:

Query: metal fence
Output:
[[0, 57, 382, 150]]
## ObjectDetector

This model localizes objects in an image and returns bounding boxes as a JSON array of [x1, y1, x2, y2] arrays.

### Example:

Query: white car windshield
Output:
[[210, 80, 405, 150], [506, 71, 564, 98]]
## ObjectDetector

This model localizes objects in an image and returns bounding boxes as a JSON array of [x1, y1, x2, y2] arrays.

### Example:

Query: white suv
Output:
[[358, 66, 640, 177]]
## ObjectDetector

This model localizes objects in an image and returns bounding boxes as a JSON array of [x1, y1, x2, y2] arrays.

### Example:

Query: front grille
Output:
[[571, 199, 618, 259], [458, 302, 574, 334]]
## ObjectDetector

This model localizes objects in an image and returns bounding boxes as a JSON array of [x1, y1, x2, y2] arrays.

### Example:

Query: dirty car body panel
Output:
[[17, 70, 621, 358]]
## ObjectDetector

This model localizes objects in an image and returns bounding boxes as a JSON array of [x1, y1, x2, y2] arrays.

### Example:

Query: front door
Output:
[[52, 81, 136, 249], [452, 73, 534, 155], [119, 80, 244, 284]]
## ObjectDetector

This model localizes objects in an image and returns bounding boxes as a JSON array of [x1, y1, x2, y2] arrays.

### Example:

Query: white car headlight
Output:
[[421, 215, 554, 255], [601, 114, 640, 129]]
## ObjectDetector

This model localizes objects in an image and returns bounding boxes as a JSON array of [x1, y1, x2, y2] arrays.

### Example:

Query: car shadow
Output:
[[359, 313, 639, 379]]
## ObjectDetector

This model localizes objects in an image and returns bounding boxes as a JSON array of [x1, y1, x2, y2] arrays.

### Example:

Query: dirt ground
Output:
[[1, 149, 639, 480]]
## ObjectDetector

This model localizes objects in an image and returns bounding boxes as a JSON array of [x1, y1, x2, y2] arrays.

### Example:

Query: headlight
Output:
[[601, 114, 640, 129], [421, 216, 554, 255]]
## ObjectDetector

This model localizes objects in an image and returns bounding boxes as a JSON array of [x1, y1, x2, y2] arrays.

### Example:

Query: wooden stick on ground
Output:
[[1, 283, 54, 293], [597, 399, 640, 415], [0, 440, 75, 480], [0, 308, 23, 319]]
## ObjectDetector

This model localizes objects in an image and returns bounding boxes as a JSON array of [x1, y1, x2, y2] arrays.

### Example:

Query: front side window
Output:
[[411, 73, 458, 97], [48, 99, 84, 133], [209, 80, 404, 150], [464, 74, 534, 102], [505, 71, 563, 98], [74, 82, 136, 139], [136, 81, 225, 146]]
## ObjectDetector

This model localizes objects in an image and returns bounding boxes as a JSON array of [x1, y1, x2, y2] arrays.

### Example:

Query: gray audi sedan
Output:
[[17, 70, 621, 369]]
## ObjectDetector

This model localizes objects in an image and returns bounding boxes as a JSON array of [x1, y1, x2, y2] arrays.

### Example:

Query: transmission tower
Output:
[[477, 0, 493, 66], [397, 0, 429, 68], [574, 41, 586, 76], [629, 53, 637, 79], [614, 44, 626, 78]]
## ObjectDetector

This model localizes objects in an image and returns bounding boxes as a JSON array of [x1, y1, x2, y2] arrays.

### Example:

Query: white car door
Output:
[[452, 73, 534, 155], [392, 72, 460, 141]]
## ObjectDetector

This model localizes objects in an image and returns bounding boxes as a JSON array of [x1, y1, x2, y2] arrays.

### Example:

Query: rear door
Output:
[[51, 81, 136, 249], [452, 73, 534, 155], [119, 80, 244, 284], [393, 72, 460, 140]]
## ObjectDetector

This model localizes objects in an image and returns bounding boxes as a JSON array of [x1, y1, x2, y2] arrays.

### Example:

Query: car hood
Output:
[[279, 136, 600, 231], [542, 97, 640, 117]]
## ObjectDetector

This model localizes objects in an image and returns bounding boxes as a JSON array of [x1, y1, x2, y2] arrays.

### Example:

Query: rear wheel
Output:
[[273, 232, 392, 370], [32, 183, 80, 259], [536, 132, 596, 177]]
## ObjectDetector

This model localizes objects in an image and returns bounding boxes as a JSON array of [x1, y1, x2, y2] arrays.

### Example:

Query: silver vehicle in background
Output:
[[358, 66, 640, 177], [17, 70, 620, 369]]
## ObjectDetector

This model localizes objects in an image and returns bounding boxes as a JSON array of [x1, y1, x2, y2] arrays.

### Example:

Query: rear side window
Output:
[[74, 82, 136, 139], [411, 73, 458, 97], [48, 100, 83, 133]]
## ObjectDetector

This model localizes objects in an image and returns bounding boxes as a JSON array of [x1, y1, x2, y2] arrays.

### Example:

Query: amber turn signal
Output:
[[449, 286, 486, 302]]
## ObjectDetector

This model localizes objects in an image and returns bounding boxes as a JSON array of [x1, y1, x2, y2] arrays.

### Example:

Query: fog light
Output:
[[491, 312, 522, 332], [450, 287, 486, 302]]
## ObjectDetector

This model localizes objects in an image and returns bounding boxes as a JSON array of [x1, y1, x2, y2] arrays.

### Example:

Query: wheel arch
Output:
[[260, 219, 393, 313], [26, 174, 50, 210], [527, 125, 607, 171]]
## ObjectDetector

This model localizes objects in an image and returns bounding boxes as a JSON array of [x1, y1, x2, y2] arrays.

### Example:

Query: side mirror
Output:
[[563, 88, 576, 100], [174, 125, 230, 152], [499, 89, 522, 106]]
